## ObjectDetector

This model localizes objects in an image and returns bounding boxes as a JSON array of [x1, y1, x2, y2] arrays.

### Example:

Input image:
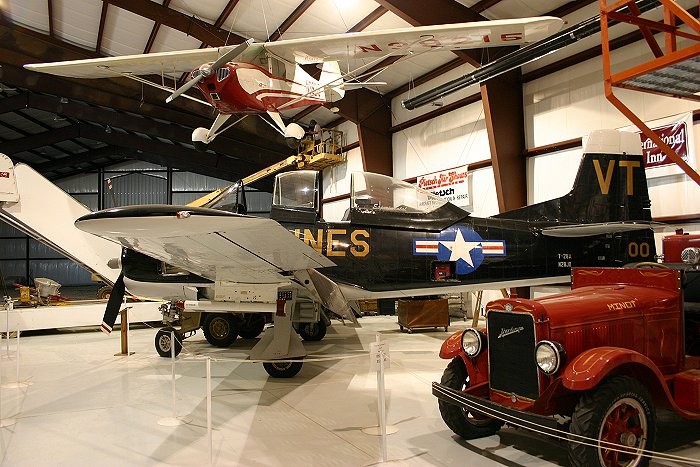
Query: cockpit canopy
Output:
[[351, 172, 447, 214], [207, 169, 468, 229]]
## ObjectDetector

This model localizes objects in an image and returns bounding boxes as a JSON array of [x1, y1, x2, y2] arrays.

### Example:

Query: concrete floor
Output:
[[0, 315, 698, 466]]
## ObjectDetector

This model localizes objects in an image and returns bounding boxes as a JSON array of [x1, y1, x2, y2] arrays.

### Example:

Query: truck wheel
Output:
[[438, 358, 504, 439], [202, 314, 239, 347], [298, 320, 327, 341], [569, 376, 655, 467], [238, 314, 266, 339]]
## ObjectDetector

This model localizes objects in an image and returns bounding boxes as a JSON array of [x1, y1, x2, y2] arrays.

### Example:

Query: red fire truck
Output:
[[433, 231, 700, 466]]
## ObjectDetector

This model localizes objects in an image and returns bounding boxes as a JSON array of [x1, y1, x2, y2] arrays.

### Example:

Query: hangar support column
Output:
[[331, 89, 393, 176]]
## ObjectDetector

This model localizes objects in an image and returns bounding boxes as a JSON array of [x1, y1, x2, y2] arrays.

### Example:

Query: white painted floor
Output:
[[0, 315, 698, 466]]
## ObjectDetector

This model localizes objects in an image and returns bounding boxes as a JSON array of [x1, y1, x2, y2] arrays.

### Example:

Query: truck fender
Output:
[[439, 330, 464, 360], [562, 346, 667, 392]]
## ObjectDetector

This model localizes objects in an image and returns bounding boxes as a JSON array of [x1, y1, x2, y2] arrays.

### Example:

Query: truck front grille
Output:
[[487, 311, 539, 400]]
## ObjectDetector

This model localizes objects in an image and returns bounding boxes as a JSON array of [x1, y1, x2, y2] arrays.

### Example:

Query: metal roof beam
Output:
[[106, 0, 247, 47], [0, 125, 80, 154]]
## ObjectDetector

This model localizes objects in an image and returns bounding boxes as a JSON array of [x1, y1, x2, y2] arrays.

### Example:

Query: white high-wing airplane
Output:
[[25, 17, 562, 147]]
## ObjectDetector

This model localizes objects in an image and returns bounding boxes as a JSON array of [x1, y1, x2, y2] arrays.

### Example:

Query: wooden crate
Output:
[[397, 298, 449, 333]]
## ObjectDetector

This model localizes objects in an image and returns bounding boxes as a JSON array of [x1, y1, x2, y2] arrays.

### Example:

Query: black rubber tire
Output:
[[97, 285, 112, 299], [263, 361, 303, 378], [438, 358, 504, 439], [238, 313, 266, 339], [155, 327, 182, 358], [298, 320, 327, 341], [569, 375, 655, 467], [202, 314, 239, 347]]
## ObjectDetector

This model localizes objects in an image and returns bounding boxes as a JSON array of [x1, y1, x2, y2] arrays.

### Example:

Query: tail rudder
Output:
[[497, 130, 652, 223], [320, 61, 344, 101]]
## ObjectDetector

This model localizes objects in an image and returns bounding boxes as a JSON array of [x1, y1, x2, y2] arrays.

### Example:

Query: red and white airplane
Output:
[[25, 17, 562, 148]]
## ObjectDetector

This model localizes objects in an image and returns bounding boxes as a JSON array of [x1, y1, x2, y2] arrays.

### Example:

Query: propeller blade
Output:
[[166, 38, 254, 104], [101, 272, 125, 334], [166, 74, 203, 103], [210, 38, 254, 71]]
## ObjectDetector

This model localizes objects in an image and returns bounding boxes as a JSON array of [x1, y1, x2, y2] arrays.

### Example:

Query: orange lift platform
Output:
[[600, 0, 700, 186]]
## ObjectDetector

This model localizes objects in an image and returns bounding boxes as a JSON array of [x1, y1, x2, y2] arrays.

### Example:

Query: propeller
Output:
[[101, 272, 125, 334], [166, 38, 255, 103]]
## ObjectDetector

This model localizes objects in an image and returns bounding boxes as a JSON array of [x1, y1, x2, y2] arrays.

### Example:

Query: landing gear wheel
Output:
[[297, 320, 327, 341], [155, 327, 183, 358], [202, 314, 239, 347], [263, 360, 303, 378], [438, 358, 504, 439], [569, 375, 655, 467], [238, 314, 266, 339]]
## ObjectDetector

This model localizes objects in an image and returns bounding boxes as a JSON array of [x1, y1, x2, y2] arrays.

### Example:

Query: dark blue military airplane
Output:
[[77, 130, 658, 377]]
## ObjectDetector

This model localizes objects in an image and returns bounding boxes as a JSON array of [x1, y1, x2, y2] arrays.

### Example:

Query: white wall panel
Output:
[[4, 0, 49, 32], [468, 166, 499, 217], [53, 0, 101, 50], [527, 147, 582, 204], [524, 41, 699, 148], [392, 100, 490, 180], [323, 146, 363, 199]]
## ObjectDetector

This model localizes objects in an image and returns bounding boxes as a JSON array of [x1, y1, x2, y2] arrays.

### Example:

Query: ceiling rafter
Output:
[[267, 0, 316, 42], [96, 0, 108, 54], [347, 5, 387, 33], [214, 0, 241, 28], [106, 0, 247, 47], [471, 0, 504, 14], [144, 0, 172, 54], [47, 0, 55, 37]]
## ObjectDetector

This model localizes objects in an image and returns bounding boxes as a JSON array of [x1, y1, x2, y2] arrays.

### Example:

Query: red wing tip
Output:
[[101, 323, 113, 334]]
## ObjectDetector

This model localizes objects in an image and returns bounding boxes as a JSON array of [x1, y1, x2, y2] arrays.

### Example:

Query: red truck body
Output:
[[434, 266, 700, 467]]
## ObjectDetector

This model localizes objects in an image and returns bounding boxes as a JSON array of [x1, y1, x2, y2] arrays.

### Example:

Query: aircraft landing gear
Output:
[[202, 313, 240, 347], [263, 360, 303, 378], [155, 327, 183, 357]]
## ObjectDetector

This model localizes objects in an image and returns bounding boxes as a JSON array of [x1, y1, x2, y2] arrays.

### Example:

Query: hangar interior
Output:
[[1, 0, 700, 465]]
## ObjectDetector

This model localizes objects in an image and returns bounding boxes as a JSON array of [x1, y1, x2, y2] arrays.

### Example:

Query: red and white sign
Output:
[[417, 165, 470, 208], [623, 112, 695, 178], [0, 172, 9, 178]]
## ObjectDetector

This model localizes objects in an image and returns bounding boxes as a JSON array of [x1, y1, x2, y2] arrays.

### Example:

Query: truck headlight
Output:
[[461, 328, 484, 357], [535, 340, 564, 375]]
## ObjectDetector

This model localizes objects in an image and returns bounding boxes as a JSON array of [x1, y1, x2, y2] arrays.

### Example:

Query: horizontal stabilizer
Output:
[[541, 221, 666, 238]]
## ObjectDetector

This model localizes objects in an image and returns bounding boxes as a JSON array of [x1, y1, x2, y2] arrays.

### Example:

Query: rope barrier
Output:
[[433, 384, 700, 465]]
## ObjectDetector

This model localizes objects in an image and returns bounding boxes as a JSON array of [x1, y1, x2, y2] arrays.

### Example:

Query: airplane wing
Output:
[[25, 17, 562, 78], [265, 17, 563, 64], [75, 205, 335, 283], [23, 45, 265, 79]]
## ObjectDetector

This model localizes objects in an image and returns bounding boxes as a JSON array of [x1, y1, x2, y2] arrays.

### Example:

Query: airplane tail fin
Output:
[[496, 130, 652, 225], [319, 61, 345, 102]]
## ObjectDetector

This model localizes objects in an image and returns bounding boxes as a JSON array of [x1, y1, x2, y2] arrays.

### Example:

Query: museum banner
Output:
[[622, 112, 695, 178], [416, 165, 470, 208]]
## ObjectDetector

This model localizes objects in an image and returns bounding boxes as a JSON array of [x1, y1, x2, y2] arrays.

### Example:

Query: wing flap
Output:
[[541, 221, 666, 238]]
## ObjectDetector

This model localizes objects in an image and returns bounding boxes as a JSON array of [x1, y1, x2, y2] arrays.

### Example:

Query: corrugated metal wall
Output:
[[0, 161, 273, 287]]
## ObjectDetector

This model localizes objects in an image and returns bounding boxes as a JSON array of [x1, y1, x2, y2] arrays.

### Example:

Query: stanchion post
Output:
[[207, 357, 212, 467], [115, 307, 134, 356], [376, 334, 387, 463]]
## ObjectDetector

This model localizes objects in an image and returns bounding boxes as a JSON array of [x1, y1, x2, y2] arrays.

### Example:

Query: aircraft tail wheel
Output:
[[263, 360, 303, 378], [155, 327, 183, 358], [192, 127, 209, 152]]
